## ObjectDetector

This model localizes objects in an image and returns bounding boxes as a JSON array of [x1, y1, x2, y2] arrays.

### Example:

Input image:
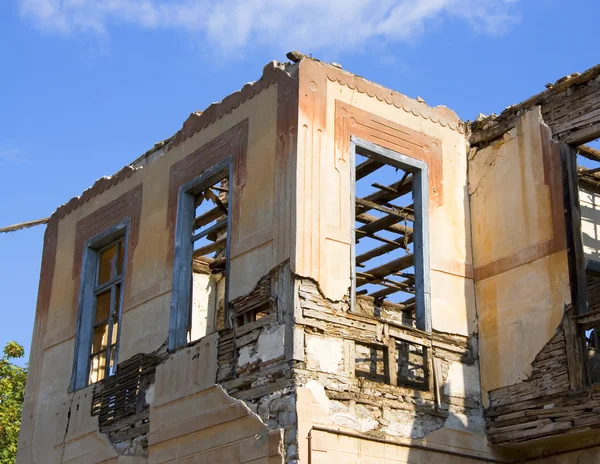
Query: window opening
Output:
[[578, 139, 600, 262], [190, 175, 229, 341], [72, 220, 129, 392], [395, 339, 428, 389], [355, 343, 388, 383], [89, 238, 125, 384], [585, 265, 600, 384], [351, 138, 429, 331], [170, 160, 232, 351]]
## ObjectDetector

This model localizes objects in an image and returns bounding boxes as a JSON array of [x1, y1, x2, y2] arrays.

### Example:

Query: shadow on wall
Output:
[[404, 181, 482, 463]]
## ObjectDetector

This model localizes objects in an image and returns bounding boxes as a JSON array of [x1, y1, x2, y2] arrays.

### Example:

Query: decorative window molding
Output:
[[350, 136, 431, 332], [71, 219, 129, 391]]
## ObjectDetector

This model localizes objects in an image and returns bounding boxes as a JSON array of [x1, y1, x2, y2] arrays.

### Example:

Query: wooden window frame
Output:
[[350, 335, 433, 393], [70, 219, 129, 391], [169, 158, 233, 351], [562, 143, 600, 389], [350, 136, 432, 332]]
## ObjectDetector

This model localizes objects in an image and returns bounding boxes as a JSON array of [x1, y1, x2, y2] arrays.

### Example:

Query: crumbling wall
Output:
[[147, 333, 284, 463], [469, 108, 571, 398], [292, 277, 495, 462], [295, 59, 475, 341], [215, 264, 298, 462], [484, 312, 600, 453], [17, 62, 295, 463]]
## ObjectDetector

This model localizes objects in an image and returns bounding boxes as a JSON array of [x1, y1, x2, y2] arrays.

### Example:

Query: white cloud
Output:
[[18, 0, 520, 52]]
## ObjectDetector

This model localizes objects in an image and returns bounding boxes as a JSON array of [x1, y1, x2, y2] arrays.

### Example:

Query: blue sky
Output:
[[1, 0, 599, 365]]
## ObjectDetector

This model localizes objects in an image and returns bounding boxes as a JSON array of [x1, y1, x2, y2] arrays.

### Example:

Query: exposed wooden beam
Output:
[[194, 206, 225, 230], [355, 213, 413, 237], [470, 64, 600, 147], [0, 217, 49, 234], [359, 254, 414, 281], [356, 198, 414, 222], [357, 213, 404, 236], [356, 230, 401, 247], [192, 218, 227, 242], [193, 237, 226, 257], [356, 239, 406, 265], [363, 177, 413, 206], [577, 144, 600, 163], [356, 158, 384, 180]]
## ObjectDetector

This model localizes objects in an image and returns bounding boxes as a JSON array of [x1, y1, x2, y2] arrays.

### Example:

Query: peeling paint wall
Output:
[[469, 108, 570, 397], [20, 55, 600, 464], [147, 335, 285, 463], [294, 59, 476, 339], [17, 72, 293, 463], [293, 278, 497, 463]]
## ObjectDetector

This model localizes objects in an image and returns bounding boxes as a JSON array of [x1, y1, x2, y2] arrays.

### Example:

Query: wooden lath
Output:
[[356, 254, 414, 285], [356, 239, 406, 265], [193, 238, 226, 258], [193, 179, 229, 260], [194, 205, 225, 230], [355, 198, 415, 222], [356, 158, 384, 180], [360, 177, 413, 209], [356, 213, 413, 237]]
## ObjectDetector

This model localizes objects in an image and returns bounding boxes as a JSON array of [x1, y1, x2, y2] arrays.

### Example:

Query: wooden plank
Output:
[[356, 239, 404, 265], [369, 279, 415, 300], [356, 229, 403, 247], [356, 198, 414, 222], [193, 237, 226, 257], [194, 206, 225, 230], [355, 213, 413, 237], [357, 213, 405, 235], [563, 313, 586, 391], [561, 143, 588, 316], [356, 158, 384, 180], [577, 144, 600, 163], [192, 217, 227, 242], [359, 254, 414, 281]]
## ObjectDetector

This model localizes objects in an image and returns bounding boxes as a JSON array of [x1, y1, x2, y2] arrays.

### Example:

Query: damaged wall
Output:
[[147, 334, 285, 464], [468, 108, 570, 397], [20, 53, 600, 464], [17, 62, 297, 463], [294, 58, 476, 337], [292, 277, 502, 462]]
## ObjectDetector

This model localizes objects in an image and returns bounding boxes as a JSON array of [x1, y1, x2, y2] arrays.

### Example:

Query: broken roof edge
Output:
[[470, 63, 600, 146], [303, 55, 466, 134], [48, 51, 467, 225], [47, 59, 298, 224], [167, 59, 298, 150]]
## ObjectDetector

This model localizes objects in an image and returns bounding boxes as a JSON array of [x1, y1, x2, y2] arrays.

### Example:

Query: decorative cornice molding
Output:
[[167, 61, 296, 150], [50, 61, 295, 224], [315, 60, 466, 134], [50, 55, 465, 224], [53, 165, 139, 221]]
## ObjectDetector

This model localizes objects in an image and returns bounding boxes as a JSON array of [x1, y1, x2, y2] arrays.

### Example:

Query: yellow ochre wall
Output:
[[294, 59, 476, 338], [17, 79, 289, 463], [469, 108, 570, 400]]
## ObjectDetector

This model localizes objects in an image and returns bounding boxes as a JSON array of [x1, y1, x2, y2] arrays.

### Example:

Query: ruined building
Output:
[[15, 52, 600, 463]]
